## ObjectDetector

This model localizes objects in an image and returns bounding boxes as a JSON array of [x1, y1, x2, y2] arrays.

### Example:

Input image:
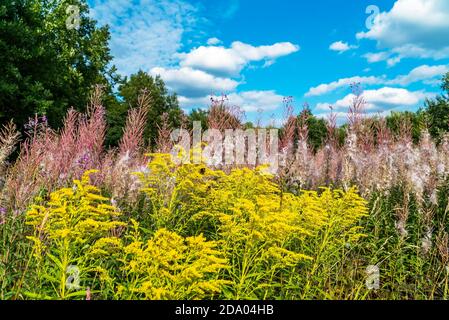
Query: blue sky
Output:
[[88, 0, 449, 124]]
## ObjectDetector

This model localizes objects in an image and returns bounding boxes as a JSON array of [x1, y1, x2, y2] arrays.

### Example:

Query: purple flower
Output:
[[24, 119, 36, 130], [77, 153, 91, 170]]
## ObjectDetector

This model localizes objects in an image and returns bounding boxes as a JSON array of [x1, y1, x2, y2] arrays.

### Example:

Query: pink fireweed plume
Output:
[[119, 90, 150, 158]]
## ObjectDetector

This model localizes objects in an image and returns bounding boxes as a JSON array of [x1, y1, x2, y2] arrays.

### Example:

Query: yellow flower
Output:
[[119, 223, 229, 300]]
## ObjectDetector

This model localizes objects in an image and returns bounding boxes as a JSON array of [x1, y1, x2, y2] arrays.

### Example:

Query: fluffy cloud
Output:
[[357, 0, 449, 63], [315, 87, 432, 113], [89, 0, 198, 75], [359, 87, 429, 110], [178, 90, 284, 113], [226, 91, 285, 112], [207, 37, 222, 45], [90, 1, 296, 114], [363, 52, 391, 63], [150, 67, 239, 97], [389, 64, 449, 86], [178, 41, 299, 76], [152, 40, 298, 109], [329, 41, 358, 53], [306, 76, 385, 97], [305, 64, 448, 96]]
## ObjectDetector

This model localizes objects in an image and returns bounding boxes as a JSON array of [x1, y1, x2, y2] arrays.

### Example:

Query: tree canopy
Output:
[[110, 71, 185, 148], [0, 0, 118, 129], [422, 73, 449, 142], [1, 0, 449, 151]]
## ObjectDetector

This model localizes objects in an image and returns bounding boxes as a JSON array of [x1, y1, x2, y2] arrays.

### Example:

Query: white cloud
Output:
[[305, 64, 448, 96], [89, 0, 198, 75], [150, 67, 239, 97], [357, 0, 449, 63], [90, 1, 296, 115], [226, 91, 285, 112], [387, 56, 402, 67], [207, 37, 222, 45], [178, 41, 299, 76], [389, 64, 449, 86], [177, 96, 211, 109], [363, 52, 391, 63], [179, 90, 285, 113], [306, 76, 385, 97], [152, 39, 298, 109], [315, 87, 432, 113], [329, 41, 358, 53], [363, 87, 429, 109]]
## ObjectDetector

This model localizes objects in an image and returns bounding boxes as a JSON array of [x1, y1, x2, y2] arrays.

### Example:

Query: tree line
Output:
[[1, 0, 449, 151]]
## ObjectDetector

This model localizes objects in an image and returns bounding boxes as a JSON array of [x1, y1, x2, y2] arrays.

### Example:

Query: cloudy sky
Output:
[[88, 0, 449, 124]]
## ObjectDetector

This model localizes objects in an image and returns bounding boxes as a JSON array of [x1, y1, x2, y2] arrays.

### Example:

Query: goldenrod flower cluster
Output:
[[22, 156, 368, 300]]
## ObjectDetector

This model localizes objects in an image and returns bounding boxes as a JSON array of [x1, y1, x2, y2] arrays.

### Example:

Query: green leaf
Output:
[[46, 253, 63, 270], [42, 273, 59, 284], [66, 290, 100, 299], [23, 291, 54, 300]]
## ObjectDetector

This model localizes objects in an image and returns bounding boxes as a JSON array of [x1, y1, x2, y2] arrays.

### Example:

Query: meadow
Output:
[[1, 85, 449, 300]]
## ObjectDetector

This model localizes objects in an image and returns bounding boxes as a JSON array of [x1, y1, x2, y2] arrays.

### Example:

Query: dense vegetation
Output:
[[2, 0, 449, 301], [2, 1, 449, 149], [0, 0, 185, 148]]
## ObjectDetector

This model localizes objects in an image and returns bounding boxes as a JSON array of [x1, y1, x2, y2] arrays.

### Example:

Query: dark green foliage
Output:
[[385, 111, 425, 143], [336, 125, 348, 147], [297, 108, 328, 152], [353, 184, 449, 300], [109, 70, 184, 148], [423, 97, 449, 142], [243, 122, 256, 130], [104, 97, 127, 147], [187, 108, 209, 131], [419, 72, 449, 142], [0, 0, 118, 130], [306, 114, 328, 152]]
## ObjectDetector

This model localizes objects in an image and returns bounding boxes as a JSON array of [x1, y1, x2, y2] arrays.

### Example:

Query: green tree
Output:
[[243, 122, 255, 129], [442, 72, 449, 93], [103, 96, 127, 147], [188, 108, 209, 130], [386, 111, 425, 143], [109, 70, 184, 148], [297, 109, 328, 152], [0, 0, 118, 129], [423, 72, 449, 142]]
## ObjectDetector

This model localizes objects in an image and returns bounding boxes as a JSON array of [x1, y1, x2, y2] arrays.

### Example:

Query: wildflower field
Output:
[[3, 0, 449, 302], [1, 84, 449, 300]]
